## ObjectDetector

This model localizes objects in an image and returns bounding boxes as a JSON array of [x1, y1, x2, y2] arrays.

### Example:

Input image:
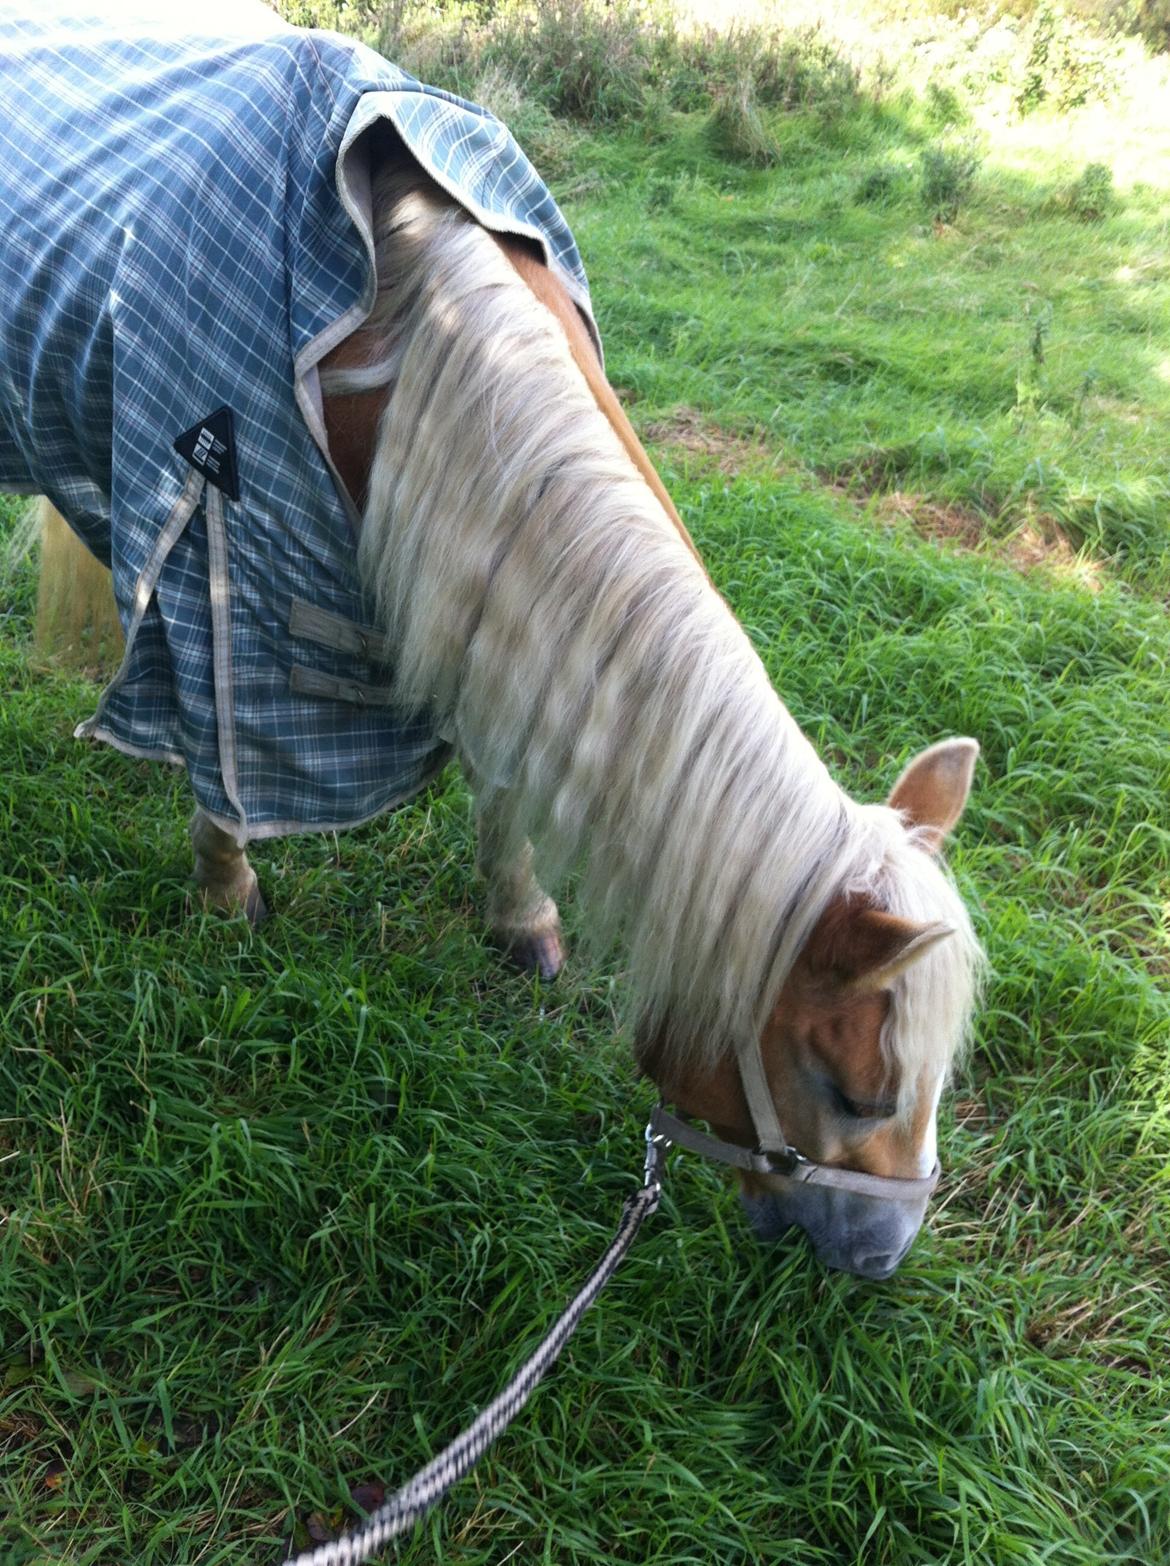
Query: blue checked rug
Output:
[[0, 2, 596, 839]]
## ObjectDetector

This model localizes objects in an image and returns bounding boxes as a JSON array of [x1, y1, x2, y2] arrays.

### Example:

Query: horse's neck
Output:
[[323, 222, 703, 567], [344, 176, 852, 1047], [490, 232, 707, 574]]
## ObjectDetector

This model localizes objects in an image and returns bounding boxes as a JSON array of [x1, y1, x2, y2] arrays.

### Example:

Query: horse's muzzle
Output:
[[741, 1179, 930, 1280]]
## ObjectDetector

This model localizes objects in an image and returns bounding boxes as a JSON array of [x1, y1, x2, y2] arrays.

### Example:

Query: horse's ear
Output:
[[804, 900, 954, 993], [887, 737, 978, 854]]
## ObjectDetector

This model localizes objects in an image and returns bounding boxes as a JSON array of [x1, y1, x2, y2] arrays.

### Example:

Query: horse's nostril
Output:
[[853, 1236, 914, 1279]]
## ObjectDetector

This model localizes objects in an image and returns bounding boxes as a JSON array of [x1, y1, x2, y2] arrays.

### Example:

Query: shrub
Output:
[[1066, 160, 1117, 220], [278, 0, 379, 31], [920, 143, 982, 222], [854, 161, 909, 206], [1015, 4, 1119, 115], [675, 23, 859, 116], [924, 79, 971, 127], [1133, 0, 1170, 50]]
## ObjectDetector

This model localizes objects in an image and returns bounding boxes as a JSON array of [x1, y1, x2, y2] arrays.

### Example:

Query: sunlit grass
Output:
[[566, 95, 1170, 585]]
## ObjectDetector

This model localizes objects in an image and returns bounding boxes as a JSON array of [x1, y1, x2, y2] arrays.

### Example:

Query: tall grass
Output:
[[354, 0, 1150, 132]]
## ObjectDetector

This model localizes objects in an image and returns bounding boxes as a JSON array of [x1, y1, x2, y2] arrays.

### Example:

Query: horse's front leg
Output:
[[190, 808, 267, 925], [474, 790, 564, 981]]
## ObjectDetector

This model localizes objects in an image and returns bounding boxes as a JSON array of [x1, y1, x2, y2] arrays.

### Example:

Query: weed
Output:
[[644, 174, 677, 213], [924, 78, 971, 126], [1070, 367, 1100, 426], [675, 22, 859, 115], [481, 0, 665, 124], [277, 0, 379, 32], [378, 4, 865, 127], [1136, 0, 1170, 49], [705, 77, 781, 167], [1015, 302, 1053, 415]]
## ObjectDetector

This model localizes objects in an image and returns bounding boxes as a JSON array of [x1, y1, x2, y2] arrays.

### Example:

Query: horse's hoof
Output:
[[195, 874, 268, 926], [242, 878, 269, 927], [504, 929, 564, 982]]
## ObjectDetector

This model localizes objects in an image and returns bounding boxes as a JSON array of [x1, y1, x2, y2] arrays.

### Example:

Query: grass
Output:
[[4, 2, 1170, 1562]]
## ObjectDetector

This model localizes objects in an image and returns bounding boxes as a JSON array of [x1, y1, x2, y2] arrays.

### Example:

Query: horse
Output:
[[7, 16, 982, 1281]]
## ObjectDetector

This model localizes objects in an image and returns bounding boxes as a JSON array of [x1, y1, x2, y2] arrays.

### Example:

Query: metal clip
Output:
[[643, 1119, 669, 1189]]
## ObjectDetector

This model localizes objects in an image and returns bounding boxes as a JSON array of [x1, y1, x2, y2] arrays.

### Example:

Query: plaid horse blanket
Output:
[[0, 2, 597, 840]]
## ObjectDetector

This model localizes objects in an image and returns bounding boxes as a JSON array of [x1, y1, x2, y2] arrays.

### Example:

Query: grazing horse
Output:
[[5, 11, 981, 1279]]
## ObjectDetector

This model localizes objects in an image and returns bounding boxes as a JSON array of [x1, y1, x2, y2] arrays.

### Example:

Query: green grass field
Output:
[[3, 4, 1169, 1562]]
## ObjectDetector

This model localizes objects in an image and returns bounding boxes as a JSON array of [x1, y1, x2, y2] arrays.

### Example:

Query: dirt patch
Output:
[[876, 490, 985, 549], [874, 490, 1104, 592], [642, 406, 778, 476], [1008, 521, 1104, 591]]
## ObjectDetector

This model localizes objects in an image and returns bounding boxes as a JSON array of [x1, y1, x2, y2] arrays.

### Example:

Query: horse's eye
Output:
[[833, 1086, 895, 1121]]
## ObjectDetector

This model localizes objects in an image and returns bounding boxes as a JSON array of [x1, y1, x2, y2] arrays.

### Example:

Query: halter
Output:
[[648, 1036, 941, 1204]]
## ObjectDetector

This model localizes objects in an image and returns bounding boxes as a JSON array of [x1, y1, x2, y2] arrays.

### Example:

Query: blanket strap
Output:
[[289, 667, 399, 707], [289, 598, 394, 664]]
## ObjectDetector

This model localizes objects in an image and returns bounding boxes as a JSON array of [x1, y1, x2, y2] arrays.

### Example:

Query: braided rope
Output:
[[281, 1178, 662, 1566]]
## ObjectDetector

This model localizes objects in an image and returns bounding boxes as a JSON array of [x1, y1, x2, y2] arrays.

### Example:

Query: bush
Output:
[[674, 23, 859, 116], [477, 0, 668, 123], [374, 3, 865, 128], [1133, 0, 1170, 49], [1015, 4, 1119, 115], [920, 143, 982, 222], [284, 0, 1128, 145], [1066, 160, 1117, 220], [854, 161, 909, 206], [924, 79, 971, 127], [278, 0, 379, 30]]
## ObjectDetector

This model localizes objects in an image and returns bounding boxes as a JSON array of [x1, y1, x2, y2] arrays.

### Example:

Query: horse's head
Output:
[[637, 739, 980, 1280]]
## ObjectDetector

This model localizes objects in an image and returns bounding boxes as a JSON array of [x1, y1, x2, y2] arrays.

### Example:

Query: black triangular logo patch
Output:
[[174, 406, 240, 500]]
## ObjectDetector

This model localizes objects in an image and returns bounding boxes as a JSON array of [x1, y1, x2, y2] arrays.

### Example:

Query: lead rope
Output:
[[279, 1123, 668, 1566]]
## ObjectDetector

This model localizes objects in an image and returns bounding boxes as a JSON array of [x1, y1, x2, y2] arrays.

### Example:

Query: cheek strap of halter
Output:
[[735, 1033, 789, 1153]]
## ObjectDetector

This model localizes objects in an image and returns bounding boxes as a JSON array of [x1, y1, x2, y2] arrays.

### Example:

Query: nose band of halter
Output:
[[648, 1105, 941, 1202]]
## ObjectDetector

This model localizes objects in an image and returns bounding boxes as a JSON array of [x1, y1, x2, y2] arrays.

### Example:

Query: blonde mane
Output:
[[323, 170, 981, 1113]]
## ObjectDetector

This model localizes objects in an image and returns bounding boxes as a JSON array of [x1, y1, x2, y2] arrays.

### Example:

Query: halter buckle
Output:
[[760, 1146, 811, 1179]]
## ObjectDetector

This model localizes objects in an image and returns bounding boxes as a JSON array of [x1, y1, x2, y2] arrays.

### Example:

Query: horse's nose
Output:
[[847, 1236, 915, 1280], [740, 1188, 924, 1279]]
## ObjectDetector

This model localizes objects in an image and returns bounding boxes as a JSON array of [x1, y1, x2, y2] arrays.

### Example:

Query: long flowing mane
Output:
[[323, 168, 981, 1110]]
